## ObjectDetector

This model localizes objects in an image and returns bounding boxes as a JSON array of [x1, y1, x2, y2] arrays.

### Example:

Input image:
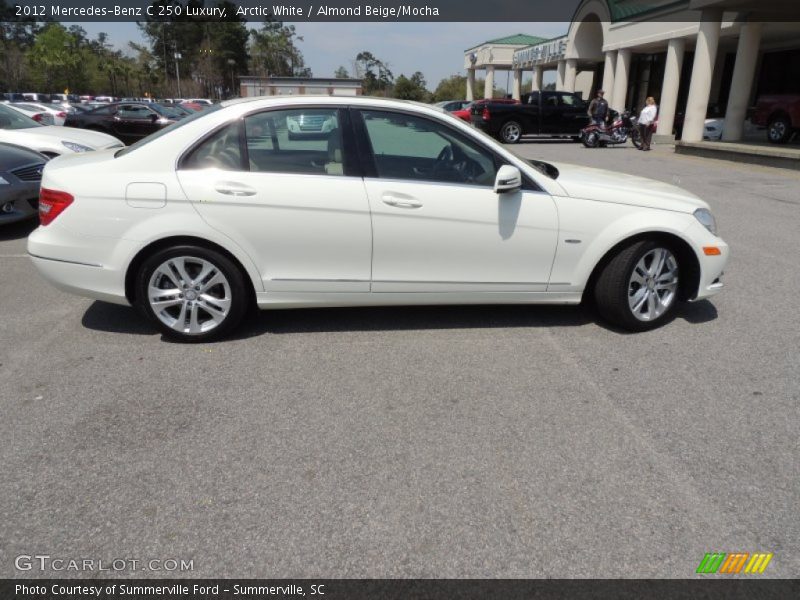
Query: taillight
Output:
[[482, 106, 491, 121], [56, 112, 67, 118], [38, 188, 74, 226], [32, 113, 44, 122]]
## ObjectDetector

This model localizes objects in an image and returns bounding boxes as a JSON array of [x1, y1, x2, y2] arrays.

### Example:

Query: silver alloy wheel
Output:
[[769, 121, 786, 141], [627, 247, 679, 322], [502, 122, 521, 143], [147, 256, 232, 335]]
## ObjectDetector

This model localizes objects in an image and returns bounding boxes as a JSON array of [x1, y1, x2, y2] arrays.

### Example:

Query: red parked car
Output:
[[751, 94, 800, 144], [452, 97, 520, 122]]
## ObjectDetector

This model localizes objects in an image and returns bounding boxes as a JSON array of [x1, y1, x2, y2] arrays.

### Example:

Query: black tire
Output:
[[593, 239, 681, 332], [767, 115, 792, 144], [582, 131, 599, 148], [499, 120, 523, 144], [135, 245, 249, 342]]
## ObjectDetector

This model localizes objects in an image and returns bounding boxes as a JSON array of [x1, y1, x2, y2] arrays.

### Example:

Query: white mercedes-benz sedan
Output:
[[28, 96, 728, 342]]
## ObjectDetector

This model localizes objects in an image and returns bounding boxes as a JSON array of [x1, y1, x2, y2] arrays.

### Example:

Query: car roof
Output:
[[219, 95, 449, 116]]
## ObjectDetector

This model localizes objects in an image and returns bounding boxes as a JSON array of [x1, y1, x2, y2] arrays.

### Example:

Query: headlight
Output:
[[694, 208, 717, 236], [61, 141, 93, 153], [0, 176, 9, 185]]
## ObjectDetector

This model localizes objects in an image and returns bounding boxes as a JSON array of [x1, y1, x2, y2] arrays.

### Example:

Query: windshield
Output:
[[116, 103, 223, 157], [0, 103, 43, 129]]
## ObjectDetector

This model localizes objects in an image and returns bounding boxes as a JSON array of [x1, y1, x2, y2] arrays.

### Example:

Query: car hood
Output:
[[547, 161, 709, 213], [1, 126, 123, 150]]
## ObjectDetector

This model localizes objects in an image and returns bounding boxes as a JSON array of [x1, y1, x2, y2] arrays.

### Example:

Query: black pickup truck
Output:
[[471, 91, 590, 144]]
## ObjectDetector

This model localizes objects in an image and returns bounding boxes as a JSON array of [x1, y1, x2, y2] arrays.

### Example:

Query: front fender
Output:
[[548, 196, 697, 293]]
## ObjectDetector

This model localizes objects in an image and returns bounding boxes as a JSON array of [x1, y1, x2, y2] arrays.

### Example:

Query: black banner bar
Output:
[[2, 579, 800, 600], [4, 0, 800, 23]]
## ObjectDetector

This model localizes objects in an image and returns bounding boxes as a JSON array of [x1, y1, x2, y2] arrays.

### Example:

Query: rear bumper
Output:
[[27, 224, 131, 305]]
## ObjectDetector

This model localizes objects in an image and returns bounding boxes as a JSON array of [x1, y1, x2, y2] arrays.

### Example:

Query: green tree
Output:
[[393, 71, 429, 101], [334, 65, 349, 79], [249, 21, 308, 78], [0, 0, 41, 90], [355, 51, 393, 96]]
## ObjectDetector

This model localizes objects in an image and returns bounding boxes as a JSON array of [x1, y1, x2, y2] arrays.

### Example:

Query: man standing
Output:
[[588, 89, 609, 127]]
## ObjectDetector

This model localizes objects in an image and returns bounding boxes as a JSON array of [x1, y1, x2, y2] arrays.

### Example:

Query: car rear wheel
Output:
[[135, 245, 249, 342], [594, 240, 680, 331], [767, 115, 792, 144], [500, 121, 522, 144]]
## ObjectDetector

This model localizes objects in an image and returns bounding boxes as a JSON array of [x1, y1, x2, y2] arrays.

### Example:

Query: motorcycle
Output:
[[580, 110, 643, 149]]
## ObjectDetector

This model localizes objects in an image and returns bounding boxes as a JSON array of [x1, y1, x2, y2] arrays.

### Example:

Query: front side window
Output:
[[359, 110, 497, 186], [560, 94, 586, 108], [244, 108, 344, 176]]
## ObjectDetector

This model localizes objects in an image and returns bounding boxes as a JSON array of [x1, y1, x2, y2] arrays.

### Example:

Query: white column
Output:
[[484, 66, 495, 99], [564, 58, 578, 93], [466, 68, 475, 102], [601, 50, 616, 106], [657, 37, 686, 140], [512, 69, 522, 101], [556, 60, 567, 91], [682, 11, 723, 142], [611, 48, 632, 112], [532, 65, 543, 92], [723, 21, 762, 141]]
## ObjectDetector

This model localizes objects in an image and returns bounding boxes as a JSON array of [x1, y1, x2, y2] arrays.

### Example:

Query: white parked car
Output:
[[5, 102, 55, 125], [0, 103, 123, 157], [704, 118, 724, 141], [11, 102, 68, 125], [28, 96, 728, 342]]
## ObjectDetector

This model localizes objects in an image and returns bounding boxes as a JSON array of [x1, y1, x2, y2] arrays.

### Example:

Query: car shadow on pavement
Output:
[[81, 299, 718, 340], [82, 302, 157, 335], [0, 219, 37, 241]]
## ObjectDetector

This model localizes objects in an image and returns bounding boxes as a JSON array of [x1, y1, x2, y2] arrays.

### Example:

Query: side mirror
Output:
[[494, 165, 522, 194]]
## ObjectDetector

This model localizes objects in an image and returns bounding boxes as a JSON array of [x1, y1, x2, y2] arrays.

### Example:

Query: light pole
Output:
[[174, 48, 182, 98], [227, 58, 236, 98]]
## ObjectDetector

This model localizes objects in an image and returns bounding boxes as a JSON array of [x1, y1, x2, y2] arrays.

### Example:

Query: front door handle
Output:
[[215, 182, 257, 197], [381, 192, 422, 208]]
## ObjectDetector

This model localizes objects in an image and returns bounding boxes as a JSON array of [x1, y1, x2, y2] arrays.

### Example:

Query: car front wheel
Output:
[[135, 245, 249, 342], [594, 240, 681, 331]]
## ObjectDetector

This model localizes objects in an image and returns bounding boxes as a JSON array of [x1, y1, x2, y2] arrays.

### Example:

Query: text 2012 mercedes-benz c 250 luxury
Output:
[[28, 96, 728, 342]]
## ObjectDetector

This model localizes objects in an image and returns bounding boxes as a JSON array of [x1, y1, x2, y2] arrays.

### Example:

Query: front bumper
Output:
[[0, 183, 39, 225], [686, 221, 729, 301]]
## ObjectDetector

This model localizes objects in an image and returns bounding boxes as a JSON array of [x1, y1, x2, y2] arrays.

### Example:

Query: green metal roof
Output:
[[481, 34, 549, 46], [607, 0, 688, 21]]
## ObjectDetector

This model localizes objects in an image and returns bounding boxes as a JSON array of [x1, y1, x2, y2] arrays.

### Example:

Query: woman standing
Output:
[[638, 97, 658, 151]]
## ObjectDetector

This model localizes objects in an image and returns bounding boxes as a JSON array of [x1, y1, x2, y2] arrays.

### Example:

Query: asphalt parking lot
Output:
[[1, 140, 798, 579]]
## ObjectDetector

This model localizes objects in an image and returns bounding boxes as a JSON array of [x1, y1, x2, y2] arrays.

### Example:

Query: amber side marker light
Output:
[[703, 246, 722, 256]]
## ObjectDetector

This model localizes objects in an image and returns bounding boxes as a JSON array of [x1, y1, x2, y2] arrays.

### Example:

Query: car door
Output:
[[176, 106, 372, 293], [540, 92, 564, 134], [354, 108, 558, 293], [114, 104, 158, 141], [559, 93, 589, 133]]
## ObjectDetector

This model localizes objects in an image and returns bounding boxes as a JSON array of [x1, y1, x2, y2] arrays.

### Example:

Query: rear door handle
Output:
[[381, 192, 422, 208], [215, 182, 257, 197]]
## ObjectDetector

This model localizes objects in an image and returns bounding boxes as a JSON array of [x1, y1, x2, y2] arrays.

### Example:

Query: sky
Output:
[[66, 21, 569, 91]]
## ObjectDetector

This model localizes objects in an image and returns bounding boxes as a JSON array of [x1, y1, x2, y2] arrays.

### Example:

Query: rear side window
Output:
[[181, 123, 243, 170], [244, 108, 344, 176]]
